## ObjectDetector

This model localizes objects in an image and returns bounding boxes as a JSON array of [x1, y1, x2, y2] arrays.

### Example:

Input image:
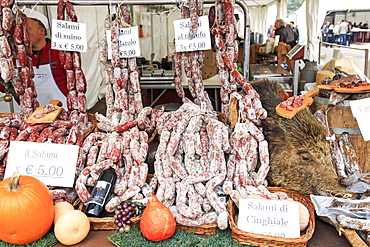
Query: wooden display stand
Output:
[[250, 42, 294, 67], [250, 44, 265, 64], [277, 42, 294, 70]]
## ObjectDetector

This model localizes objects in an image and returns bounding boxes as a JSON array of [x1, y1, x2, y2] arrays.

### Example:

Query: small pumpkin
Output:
[[0, 172, 54, 245], [54, 210, 90, 245], [54, 201, 74, 224], [140, 195, 176, 241]]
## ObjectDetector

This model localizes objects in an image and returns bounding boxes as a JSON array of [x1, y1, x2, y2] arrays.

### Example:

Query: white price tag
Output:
[[51, 19, 87, 53], [118, 26, 141, 58], [4, 141, 79, 187], [349, 97, 370, 118], [173, 16, 212, 52], [349, 98, 370, 141], [106, 27, 141, 59], [237, 199, 300, 238]]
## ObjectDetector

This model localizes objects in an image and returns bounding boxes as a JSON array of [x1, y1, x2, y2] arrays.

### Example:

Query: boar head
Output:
[[251, 79, 348, 196]]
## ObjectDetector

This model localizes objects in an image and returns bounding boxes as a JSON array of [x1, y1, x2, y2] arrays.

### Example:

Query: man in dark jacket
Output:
[[274, 19, 298, 47]]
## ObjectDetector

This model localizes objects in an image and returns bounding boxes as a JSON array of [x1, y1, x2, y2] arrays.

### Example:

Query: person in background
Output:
[[361, 21, 369, 29], [338, 19, 348, 46], [361, 21, 369, 42], [267, 25, 275, 38], [22, 8, 76, 107], [274, 19, 298, 47], [346, 21, 352, 46], [333, 22, 340, 44], [290, 21, 299, 38], [321, 21, 330, 43], [234, 14, 243, 42], [328, 23, 335, 44]]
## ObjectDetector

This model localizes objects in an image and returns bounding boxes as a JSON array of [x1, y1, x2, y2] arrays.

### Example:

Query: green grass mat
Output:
[[108, 226, 248, 247], [0, 231, 58, 247]]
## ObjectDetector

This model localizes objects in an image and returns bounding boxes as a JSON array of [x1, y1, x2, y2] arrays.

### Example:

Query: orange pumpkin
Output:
[[0, 172, 54, 245], [140, 195, 176, 241]]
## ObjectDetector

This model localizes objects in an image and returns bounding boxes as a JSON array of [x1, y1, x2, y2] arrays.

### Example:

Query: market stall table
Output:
[[53, 218, 352, 247], [141, 75, 233, 111], [249, 64, 293, 94], [351, 28, 370, 44]]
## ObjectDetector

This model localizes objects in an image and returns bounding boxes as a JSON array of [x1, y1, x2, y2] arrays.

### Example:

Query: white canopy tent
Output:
[[2, 0, 369, 113]]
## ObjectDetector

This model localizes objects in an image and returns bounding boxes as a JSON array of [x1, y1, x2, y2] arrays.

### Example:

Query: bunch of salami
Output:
[[99, 5, 143, 129], [57, 0, 90, 133], [150, 101, 230, 229], [75, 126, 151, 211], [207, 0, 287, 204], [209, 0, 238, 117], [224, 120, 289, 206], [173, 0, 214, 112], [0, 5, 39, 115], [314, 109, 361, 184], [73, 5, 152, 211], [0, 0, 15, 86]]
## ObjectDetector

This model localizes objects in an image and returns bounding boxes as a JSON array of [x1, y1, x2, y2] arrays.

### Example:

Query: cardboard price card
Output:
[[173, 16, 212, 52], [4, 141, 79, 187], [237, 199, 300, 238], [51, 19, 87, 53]]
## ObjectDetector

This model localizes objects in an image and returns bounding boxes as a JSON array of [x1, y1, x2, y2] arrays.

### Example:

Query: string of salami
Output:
[[79, 4, 152, 211], [0, 5, 39, 115], [173, 0, 214, 111], [57, 0, 90, 133]]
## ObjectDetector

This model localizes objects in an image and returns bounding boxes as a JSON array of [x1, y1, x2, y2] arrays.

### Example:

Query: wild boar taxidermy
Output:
[[251, 79, 347, 196]]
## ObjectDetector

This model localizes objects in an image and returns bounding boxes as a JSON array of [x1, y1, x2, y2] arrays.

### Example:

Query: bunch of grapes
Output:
[[114, 201, 146, 233]]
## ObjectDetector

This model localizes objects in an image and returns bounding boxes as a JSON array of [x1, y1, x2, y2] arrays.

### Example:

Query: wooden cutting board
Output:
[[276, 90, 319, 119], [334, 84, 370, 93], [26, 100, 63, 124], [317, 83, 370, 93]]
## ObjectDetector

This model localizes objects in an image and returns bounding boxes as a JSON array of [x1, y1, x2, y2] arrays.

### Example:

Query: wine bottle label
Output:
[[87, 180, 111, 207]]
